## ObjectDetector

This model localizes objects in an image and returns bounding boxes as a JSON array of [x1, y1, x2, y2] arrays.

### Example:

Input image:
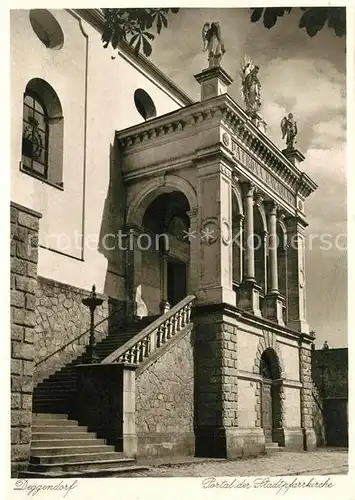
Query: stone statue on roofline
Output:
[[280, 113, 298, 150], [202, 21, 225, 68], [240, 55, 261, 114]]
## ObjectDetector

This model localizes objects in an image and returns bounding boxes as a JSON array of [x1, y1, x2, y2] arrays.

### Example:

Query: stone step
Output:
[[32, 413, 71, 420], [32, 419, 79, 426], [31, 451, 121, 464], [31, 445, 116, 456], [19, 465, 148, 478], [33, 391, 76, 399], [265, 443, 284, 454], [28, 457, 136, 473], [32, 425, 88, 433], [31, 438, 107, 448], [32, 431, 96, 440]]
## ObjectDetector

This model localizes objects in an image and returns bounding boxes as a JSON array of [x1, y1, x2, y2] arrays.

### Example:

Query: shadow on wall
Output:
[[98, 142, 127, 322]]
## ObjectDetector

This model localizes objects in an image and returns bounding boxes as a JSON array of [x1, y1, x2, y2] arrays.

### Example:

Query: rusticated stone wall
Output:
[[10, 202, 41, 477], [34, 277, 125, 384], [299, 341, 317, 450], [135, 327, 194, 457]]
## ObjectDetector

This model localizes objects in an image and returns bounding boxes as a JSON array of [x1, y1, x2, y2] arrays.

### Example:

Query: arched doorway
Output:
[[260, 348, 283, 443], [141, 191, 191, 314]]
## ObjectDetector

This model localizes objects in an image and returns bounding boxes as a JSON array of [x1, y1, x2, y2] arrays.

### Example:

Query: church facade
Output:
[[10, 9, 319, 477]]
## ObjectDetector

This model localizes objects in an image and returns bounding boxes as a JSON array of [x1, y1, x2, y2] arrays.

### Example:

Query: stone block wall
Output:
[[34, 277, 126, 384], [135, 327, 194, 457], [193, 308, 239, 458], [10, 202, 41, 477], [299, 342, 317, 450]]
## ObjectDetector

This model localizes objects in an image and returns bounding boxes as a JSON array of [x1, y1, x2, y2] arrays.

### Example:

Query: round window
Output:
[[134, 89, 157, 120], [29, 10, 64, 50]]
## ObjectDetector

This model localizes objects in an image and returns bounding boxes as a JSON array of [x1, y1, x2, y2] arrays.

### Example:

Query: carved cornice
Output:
[[115, 94, 317, 200]]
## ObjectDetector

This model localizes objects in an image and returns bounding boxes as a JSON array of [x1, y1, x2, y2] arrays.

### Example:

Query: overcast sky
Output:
[[150, 8, 347, 348]]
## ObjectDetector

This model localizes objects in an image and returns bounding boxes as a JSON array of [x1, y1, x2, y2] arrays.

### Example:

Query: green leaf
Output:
[[142, 35, 152, 57], [250, 8, 264, 23]]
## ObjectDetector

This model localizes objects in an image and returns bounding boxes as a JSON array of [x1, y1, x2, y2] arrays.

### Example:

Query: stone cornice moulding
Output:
[[116, 94, 317, 200], [72, 9, 193, 107]]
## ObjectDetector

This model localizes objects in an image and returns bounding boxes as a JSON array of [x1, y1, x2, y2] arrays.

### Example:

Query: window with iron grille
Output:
[[22, 92, 49, 179]]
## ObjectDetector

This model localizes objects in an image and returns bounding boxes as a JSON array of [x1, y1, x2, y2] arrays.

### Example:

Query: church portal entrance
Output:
[[167, 258, 187, 307], [260, 348, 282, 444]]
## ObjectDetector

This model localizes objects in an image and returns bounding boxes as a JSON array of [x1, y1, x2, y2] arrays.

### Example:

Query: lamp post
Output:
[[82, 284, 103, 363]]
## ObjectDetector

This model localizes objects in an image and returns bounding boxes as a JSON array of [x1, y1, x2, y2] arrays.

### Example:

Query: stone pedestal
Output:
[[238, 280, 262, 317], [194, 66, 233, 101], [10, 202, 41, 477], [75, 363, 137, 457], [282, 148, 305, 168], [263, 292, 285, 325], [251, 113, 267, 133]]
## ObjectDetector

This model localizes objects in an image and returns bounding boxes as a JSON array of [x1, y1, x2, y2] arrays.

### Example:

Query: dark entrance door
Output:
[[261, 379, 273, 442], [167, 259, 187, 306]]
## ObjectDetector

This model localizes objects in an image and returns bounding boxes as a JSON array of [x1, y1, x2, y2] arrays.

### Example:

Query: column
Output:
[[238, 183, 261, 316], [263, 202, 285, 325], [244, 183, 255, 280], [268, 202, 279, 294], [125, 224, 143, 320]]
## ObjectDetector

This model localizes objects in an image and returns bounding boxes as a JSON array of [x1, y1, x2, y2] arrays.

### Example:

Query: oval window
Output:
[[134, 89, 157, 120], [29, 10, 64, 50]]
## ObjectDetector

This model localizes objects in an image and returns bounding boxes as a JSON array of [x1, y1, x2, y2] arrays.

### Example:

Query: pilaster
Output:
[[285, 216, 309, 333], [193, 157, 236, 306]]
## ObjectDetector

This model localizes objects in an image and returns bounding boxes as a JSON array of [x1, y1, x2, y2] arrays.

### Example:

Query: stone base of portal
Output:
[[195, 426, 266, 459], [302, 428, 317, 451], [273, 427, 304, 450]]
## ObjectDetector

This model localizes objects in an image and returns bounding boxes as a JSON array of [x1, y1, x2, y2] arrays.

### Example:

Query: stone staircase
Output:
[[27, 297, 195, 477], [32, 316, 158, 414], [25, 413, 147, 477], [28, 316, 158, 477]]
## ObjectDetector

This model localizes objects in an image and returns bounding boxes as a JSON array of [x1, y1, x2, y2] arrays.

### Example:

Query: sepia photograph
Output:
[[8, 5, 348, 486]]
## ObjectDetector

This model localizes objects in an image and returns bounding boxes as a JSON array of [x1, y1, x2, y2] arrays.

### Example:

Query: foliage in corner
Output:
[[250, 7, 346, 38], [102, 8, 179, 57]]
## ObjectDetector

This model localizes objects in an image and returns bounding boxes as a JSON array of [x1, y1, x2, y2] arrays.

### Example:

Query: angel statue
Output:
[[280, 113, 298, 150], [240, 55, 261, 114], [202, 22, 225, 68]]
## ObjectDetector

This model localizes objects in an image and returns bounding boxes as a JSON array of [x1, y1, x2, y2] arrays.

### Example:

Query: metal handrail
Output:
[[102, 295, 195, 364], [34, 307, 124, 367]]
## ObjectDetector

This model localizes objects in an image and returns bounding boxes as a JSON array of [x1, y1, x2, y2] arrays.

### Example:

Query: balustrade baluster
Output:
[[150, 330, 156, 353]]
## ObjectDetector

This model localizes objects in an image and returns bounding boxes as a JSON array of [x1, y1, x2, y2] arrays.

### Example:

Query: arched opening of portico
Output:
[[126, 180, 195, 318], [260, 348, 283, 444]]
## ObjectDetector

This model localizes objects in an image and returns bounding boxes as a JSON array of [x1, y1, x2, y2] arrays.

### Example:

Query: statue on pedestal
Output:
[[202, 22, 225, 67], [240, 55, 261, 114], [280, 113, 298, 150]]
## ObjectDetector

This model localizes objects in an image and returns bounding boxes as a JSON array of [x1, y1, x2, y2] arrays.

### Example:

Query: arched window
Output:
[[20, 78, 64, 187], [22, 91, 49, 178]]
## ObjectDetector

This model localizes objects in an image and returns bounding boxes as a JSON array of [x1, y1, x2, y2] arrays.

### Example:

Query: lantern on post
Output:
[[82, 284, 104, 363]]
